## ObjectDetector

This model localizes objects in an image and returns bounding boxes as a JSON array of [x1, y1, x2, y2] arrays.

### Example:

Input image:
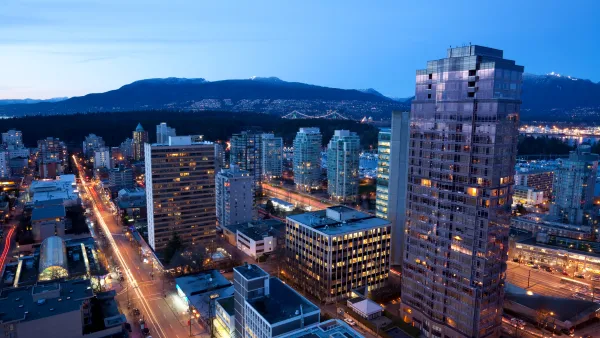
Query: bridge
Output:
[[281, 110, 350, 120]]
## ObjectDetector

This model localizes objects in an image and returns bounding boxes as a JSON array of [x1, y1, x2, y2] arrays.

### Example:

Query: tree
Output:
[[265, 199, 276, 215], [515, 204, 527, 215], [163, 232, 183, 264]]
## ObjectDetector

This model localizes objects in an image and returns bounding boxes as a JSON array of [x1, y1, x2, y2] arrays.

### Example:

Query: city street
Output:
[[261, 183, 333, 210], [506, 261, 583, 299], [74, 156, 208, 338]]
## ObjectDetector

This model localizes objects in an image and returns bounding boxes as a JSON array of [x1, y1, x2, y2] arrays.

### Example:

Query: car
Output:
[[344, 318, 356, 326], [575, 273, 585, 279], [532, 265, 539, 270], [561, 270, 569, 276], [544, 267, 553, 273]]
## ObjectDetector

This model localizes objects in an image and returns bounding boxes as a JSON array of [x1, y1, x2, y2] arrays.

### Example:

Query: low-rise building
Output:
[[222, 219, 285, 260], [29, 174, 79, 207], [214, 296, 235, 338], [511, 214, 593, 240], [513, 185, 546, 207], [115, 188, 146, 223], [0, 278, 125, 338], [346, 296, 383, 320], [281, 319, 363, 338], [31, 205, 66, 242], [108, 166, 134, 190], [286, 206, 391, 302]]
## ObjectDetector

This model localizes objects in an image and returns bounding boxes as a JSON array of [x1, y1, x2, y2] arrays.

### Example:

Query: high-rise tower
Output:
[[133, 123, 149, 161], [400, 46, 523, 338], [293, 128, 322, 191], [326, 130, 360, 201]]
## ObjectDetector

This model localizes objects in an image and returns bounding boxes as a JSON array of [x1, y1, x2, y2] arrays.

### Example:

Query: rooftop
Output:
[[282, 319, 363, 338], [216, 296, 235, 316], [31, 205, 66, 221], [175, 270, 232, 297], [33, 198, 65, 208], [287, 206, 390, 236], [518, 237, 600, 258], [505, 292, 600, 323], [234, 263, 268, 280], [0, 279, 94, 323], [225, 219, 285, 242], [248, 278, 319, 325]]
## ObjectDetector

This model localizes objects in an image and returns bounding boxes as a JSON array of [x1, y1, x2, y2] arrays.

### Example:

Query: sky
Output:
[[1, 0, 599, 99]]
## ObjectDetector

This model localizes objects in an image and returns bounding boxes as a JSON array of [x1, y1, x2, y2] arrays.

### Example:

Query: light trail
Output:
[[0, 226, 15, 272], [73, 155, 167, 338]]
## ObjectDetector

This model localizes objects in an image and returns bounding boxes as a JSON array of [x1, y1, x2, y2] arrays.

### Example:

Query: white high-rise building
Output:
[[2, 129, 23, 148], [326, 130, 360, 201], [261, 133, 283, 181], [216, 165, 254, 227], [156, 122, 176, 144], [145, 136, 216, 250], [0, 151, 10, 178], [293, 128, 322, 191], [93, 147, 111, 169]]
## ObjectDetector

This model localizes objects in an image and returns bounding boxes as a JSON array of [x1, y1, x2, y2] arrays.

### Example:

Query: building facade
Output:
[[144, 136, 216, 251], [514, 168, 554, 199], [82, 134, 105, 158], [293, 128, 322, 191], [133, 123, 149, 161], [326, 130, 360, 202], [230, 130, 263, 193], [261, 133, 283, 181], [375, 128, 391, 219], [400, 45, 523, 338], [2, 129, 23, 148], [550, 145, 599, 225], [0, 151, 9, 178], [513, 185, 545, 207], [156, 122, 176, 144], [215, 165, 254, 228], [93, 146, 110, 169], [108, 167, 134, 190], [286, 206, 391, 302]]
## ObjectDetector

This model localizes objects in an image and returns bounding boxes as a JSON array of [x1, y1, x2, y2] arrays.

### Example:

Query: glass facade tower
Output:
[[375, 129, 391, 219], [400, 45, 523, 338]]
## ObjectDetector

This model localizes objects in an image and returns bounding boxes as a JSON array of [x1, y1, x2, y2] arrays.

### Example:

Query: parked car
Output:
[[532, 265, 540, 270], [575, 273, 585, 279], [344, 318, 356, 326]]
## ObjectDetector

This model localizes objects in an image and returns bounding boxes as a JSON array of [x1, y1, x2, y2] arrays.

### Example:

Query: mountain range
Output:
[[0, 97, 68, 106], [0, 73, 599, 121]]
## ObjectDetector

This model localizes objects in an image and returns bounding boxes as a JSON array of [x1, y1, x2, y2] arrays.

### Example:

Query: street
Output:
[[74, 155, 208, 338], [261, 183, 333, 210], [506, 261, 585, 299]]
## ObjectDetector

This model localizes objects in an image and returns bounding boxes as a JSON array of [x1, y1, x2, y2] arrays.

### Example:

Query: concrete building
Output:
[[375, 128, 391, 219], [510, 214, 593, 241], [0, 150, 9, 178], [31, 205, 66, 242], [2, 129, 23, 148], [8, 147, 30, 160], [214, 143, 226, 172], [38, 137, 67, 163], [108, 166, 134, 190], [115, 188, 146, 222], [156, 122, 176, 144], [144, 135, 216, 251], [326, 130, 360, 202], [513, 185, 545, 207], [230, 130, 264, 193], [82, 134, 105, 158], [93, 146, 110, 170], [514, 168, 554, 199], [387, 111, 411, 265], [400, 46, 523, 338], [261, 134, 283, 181], [233, 263, 320, 338], [222, 219, 285, 260], [215, 296, 235, 338], [132, 123, 149, 161], [119, 138, 134, 159], [29, 174, 79, 207], [0, 278, 125, 338], [550, 145, 599, 225], [215, 165, 253, 228], [286, 206, 391, 302], [293, 128, 322, 191], [281, 319, 363, 338]]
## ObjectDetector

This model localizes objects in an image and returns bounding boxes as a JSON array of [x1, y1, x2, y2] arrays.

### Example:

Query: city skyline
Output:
[[2, 1, 600, 99]]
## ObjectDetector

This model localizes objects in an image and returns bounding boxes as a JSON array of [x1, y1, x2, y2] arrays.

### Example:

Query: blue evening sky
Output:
[[1, 0, 598, 99]]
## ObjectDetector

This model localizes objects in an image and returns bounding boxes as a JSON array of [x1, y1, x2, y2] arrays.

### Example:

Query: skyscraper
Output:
[[144, 135, 216, 251], [132, 123, 149, 161], [216, 165, 254, 228], [261, 133, 283, 181], [156, 122, 176, 144], [293, 128, 322, 191], [387, 111, 411, 265], [326, 130, 360, 201], [400, 46, 523, 338], [93, 146, 110, 169], [230, 130, 263, 193], [375, 128, 391, 219], [550, 144, 599, 225]]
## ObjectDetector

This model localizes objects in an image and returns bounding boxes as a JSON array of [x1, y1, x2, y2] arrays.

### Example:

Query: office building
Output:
[[550, 145, 599, 225], [2, 129, 23, 148], [156, 122, 176, 144], [108, 166, 134, 190], [293, 128, 322, 191], [375, 128, 391, 219], [286, 206, 391, 302], [326, 130, 360, 202], [214, 142, 226, 172], [230, 130, 263, 193], [0, 151, 9, 178], [38, 137, 67, 163], [82, 134, 105, 158], [132, 123, 149, 161], [233, 263, 320, 338], [400, 46, 523, 338], [222, 219, 285, 260], [215, 165, 253, 228], [93, 146, 110, 169], [261, 133, 283, 181], [387, 111, 411, 265], [145, 135, 216, 251], [0, 278, 125, 338], [514, 168, 554, 199]]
